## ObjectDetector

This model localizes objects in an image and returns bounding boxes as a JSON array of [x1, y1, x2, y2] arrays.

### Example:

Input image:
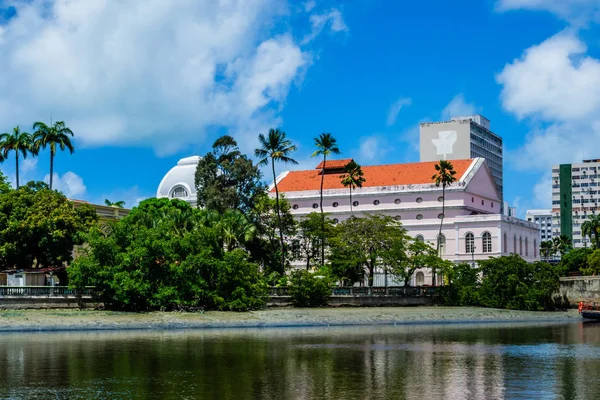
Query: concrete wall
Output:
[[0, 297, 97, 309], [560, 276, 600, 306], [420, 120, 471, 162]]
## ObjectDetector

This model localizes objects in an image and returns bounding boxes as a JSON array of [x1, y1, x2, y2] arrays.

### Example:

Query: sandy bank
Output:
[[0, 307, 581, 333]]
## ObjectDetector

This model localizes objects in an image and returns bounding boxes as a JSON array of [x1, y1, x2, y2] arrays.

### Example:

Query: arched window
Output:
[[482, 232, 492, 253], [534, 239, 537, 258], [171, 186, 188, 199], [504, 233, 507, 253], [437, 234, 446, 255], [415, 272, 425, 286], [415, 235, 424, 243], [465, 232, 475, 254], [525, 238, 529, 256], [519, 237, 523, 255], [514, 235, 517, 253]]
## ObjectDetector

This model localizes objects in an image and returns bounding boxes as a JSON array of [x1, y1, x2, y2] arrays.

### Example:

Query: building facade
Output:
[[274, 158, 538, 285], [420, 115, 503, 200], [156, 156, 201, 206], [526, 209, 552, 243], [552, 159, 600, 248]]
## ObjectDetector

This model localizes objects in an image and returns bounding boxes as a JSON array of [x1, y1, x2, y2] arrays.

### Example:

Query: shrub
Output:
[[288, 270, 331, 307]]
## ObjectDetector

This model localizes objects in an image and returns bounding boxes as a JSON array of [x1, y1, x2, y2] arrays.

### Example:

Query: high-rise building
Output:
[[526, 209, 552, 243], [420, 115, 503, 200], [552, 159, 600, 248]]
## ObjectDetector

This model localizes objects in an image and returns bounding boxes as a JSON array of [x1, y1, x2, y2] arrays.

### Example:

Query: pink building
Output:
[[273, 158, 539, 285]]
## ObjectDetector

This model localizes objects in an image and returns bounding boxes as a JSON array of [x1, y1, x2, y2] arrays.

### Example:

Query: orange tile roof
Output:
[[274, 159, 474, 192], [315, 158, 354, 170]]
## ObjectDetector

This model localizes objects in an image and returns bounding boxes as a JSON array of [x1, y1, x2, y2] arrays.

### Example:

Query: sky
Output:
[[0, 0, 599, 214]]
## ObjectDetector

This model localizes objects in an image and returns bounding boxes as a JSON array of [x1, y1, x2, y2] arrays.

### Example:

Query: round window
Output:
[[416, 197, 423, 203], [394, 215, 401, 221], [312, 203, 318, 209], [332, 218, 339, 224], [394, 199, 401, 204], [373, 200, 380, 206], [353, 201, 359, 207], [438, 196, 444, 202], [332, 202, 339, 208], [416, 214, 423, 220], [292, 204, 299, 210], [438, 213, 444, 219]]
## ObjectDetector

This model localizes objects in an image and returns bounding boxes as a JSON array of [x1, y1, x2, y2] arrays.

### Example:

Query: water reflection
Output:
[[0, 322, 599, 399]]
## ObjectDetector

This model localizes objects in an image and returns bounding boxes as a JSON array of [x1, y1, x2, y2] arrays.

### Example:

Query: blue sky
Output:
[[0, 0, 599, 215]]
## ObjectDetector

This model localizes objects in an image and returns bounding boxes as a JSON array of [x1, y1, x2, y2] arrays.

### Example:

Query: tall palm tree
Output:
[[0, 126, 35, 188], [32, 120, 75, 190], [431, 160, 457, 286], [552, 234, 572, 259], [220, 210, 257, 251], [540, 240, 553, 262], [312, 133, 340, 266], [255, 128, 298, 273], [340, 160, 365, 213], [582, 214, 600, 249]]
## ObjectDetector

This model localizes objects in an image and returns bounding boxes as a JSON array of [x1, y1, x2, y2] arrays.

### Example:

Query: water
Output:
[[1, 322, 600, 399]]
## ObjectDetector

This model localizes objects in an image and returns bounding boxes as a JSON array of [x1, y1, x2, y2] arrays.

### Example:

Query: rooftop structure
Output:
[[156, 156, 201, 206]]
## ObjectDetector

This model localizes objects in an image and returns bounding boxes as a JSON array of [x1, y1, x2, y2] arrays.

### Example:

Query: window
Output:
[[472, 197, 474, 203], [416, 197, 423, 203], [438, 213, 444, 219], [438, 235, 446, 255], [491, 202, 494, 208], [416, 272, 425, 286], [373, 200, 380, 206], [504, 233, 507, 253], [438, 196, 444, 202], [482, 232, 492, 253], [416, 214, 423, 220], [415, 235, 424, 242], [394, 215, 401, 221], [534, 239, 537, 258], [481, 200, 484, 206], [171, 186, 188, 199], [394, 199, 401, 204], [312, 203, 318, 209], [514, 235, 517, 253], [465, 233, 475, 253], [292, 204, 299, 210], [519, 237, 523, 255], [353, 201, 359, 207], [332, 202, 339, 208], [525, 238, 529, 257], [332, 218, 339, 224]]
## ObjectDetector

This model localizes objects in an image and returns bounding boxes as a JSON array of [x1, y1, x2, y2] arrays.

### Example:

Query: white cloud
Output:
[[20, 157, 37, 174], [359, 136, 390, 163], [0, 0, 316, 155], [441, 94, 480, 120], [386, 97, 412, 126], [497, 32, 600, 121], [496, 0, 600, 24], [499, 32, 600, 206], [533, 173, 552, 208], [302, 8, 348, 44], [45, 171, 86, 198], [304, 0, 316, 12]]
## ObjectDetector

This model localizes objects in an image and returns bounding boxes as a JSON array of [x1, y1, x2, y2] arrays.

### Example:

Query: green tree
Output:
[[292, 212, 334, 270], [560, 247, 592, 275], [0, 171, 11, 194], [329, 214, 405, 287], [0, 185, 98, 269], [254, 128, 298, 273], [104, 199, 125, 208], [288, 269, 331, 307], [439, 263, 480, 306], [540, 240, 554, 262], [582, 249, 600, 276], [0, 126, 36, 188], [431, 160, 456, 286], [382, 237, 439, 287], [552, 235, 572, 259], [582, 214, 600, 249], [32, 120, 75, 190], [195, 135, 264, 213], [312, 133, 341, 266], [340, 160, 365, 213]]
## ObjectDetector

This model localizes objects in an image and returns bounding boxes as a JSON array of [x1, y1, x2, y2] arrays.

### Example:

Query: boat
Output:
[[578, 302, 600, 320]]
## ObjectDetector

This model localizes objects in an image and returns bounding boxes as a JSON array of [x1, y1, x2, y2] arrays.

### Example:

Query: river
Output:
[[0, 321, 599, 399]]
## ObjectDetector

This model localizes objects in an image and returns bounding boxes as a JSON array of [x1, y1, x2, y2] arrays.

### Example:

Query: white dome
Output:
[[156, 156, 201, 205]]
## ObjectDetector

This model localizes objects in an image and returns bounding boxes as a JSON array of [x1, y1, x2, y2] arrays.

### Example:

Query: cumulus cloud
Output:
[[441, 94, 480, 120], [0, 0, 324, 155], [302, 8, 348, 44], [386, 97, 412, 126], [496, 0, 600, 24], [304, 0, 317, 12], [45, 171, 86, 198], [20, 157, 37, 174], [359, 136, 391, 163], [499, 32, 600, 205]]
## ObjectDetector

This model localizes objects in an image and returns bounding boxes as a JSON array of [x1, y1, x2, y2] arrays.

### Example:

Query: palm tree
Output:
[[552, 234, 572, 259], [540, 240, 553, 262], [582, 214, 600, 249], [32, 120, 75, 190], [255, 128, 298, 273], [105, 199, 126, 208], [0, 126, 36, 188], [312, 133, 340, 266], [220, 210, 257, 251], [340, 160, 365, 213], [431, 160, 457, 286]]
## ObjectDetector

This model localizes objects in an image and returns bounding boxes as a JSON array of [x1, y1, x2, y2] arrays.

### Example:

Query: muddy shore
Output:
[[0, 307, 581, 333]]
